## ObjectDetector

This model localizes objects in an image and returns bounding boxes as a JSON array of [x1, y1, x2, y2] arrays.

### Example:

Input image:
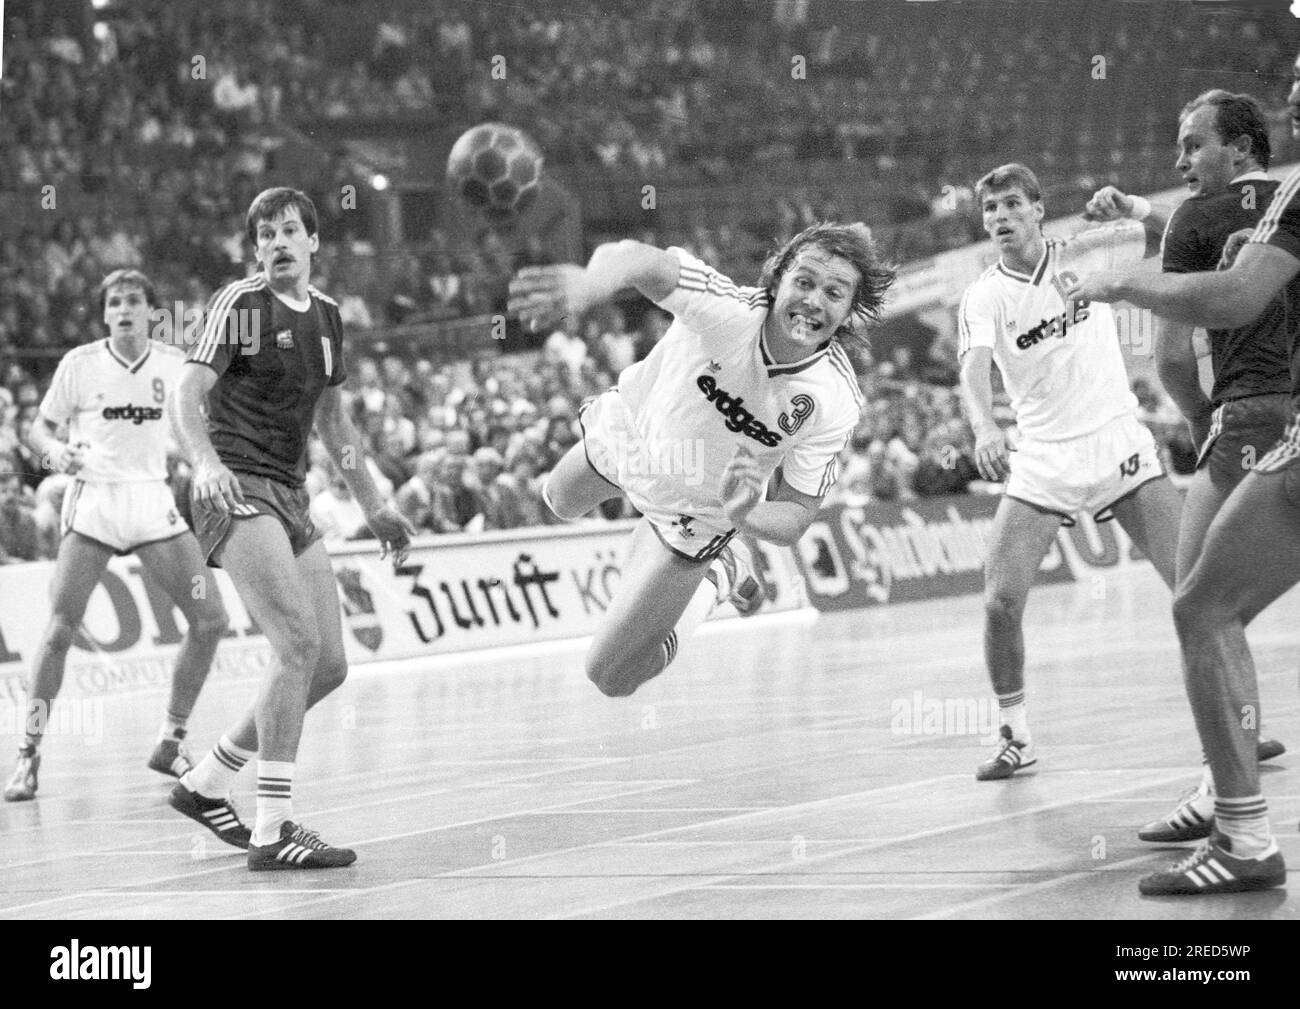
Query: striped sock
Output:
[[660, 579, 717, 673], [252, 761, 295, 847], [1214, 795, 1271, 857], [182, 733, 255, 799], [995, 690, 1030, 743]]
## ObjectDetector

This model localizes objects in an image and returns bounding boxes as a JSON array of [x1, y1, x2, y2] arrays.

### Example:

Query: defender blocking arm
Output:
[[508, 241, 680, 331], [1083, 185, 1169, 257], [1068, 241, 1300, 329]]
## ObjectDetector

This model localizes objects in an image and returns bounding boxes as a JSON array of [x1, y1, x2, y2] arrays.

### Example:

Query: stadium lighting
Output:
[[371, 174, 390, 191]]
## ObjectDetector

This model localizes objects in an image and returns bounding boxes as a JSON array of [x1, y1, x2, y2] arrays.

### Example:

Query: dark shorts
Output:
[[1198, 393, 1292, 490], [193, 472, 320, 568], [1252, 413, 1300, 505]]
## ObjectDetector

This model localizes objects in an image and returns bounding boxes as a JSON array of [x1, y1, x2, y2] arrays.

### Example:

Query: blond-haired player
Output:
[[509, 224, 894, 698]]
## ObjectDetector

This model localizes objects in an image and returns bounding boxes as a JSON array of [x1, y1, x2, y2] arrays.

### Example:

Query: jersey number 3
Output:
[[779, 394, 815, 435]]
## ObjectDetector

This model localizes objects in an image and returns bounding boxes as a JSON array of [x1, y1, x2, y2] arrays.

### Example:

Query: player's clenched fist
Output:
[[1083, 185, 1135, 222], [507, 264, 592, 332], [720, 445, 764, 525], [1217, 228, 1254, 270]]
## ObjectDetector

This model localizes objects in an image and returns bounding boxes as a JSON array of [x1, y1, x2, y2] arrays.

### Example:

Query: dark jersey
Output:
[[1250, 167, 1300, 409], [188, 274, 347, 487], [1162, 176, 1291, 404]]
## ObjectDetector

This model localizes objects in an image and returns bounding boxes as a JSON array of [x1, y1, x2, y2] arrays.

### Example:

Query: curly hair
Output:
[[757, 222, 897, 350]]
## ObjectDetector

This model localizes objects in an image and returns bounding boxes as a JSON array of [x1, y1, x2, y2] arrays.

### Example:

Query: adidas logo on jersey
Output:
[[1016, 300, 1090, 350], [101, 404, 165, 425], [696, 375, 782, 448]]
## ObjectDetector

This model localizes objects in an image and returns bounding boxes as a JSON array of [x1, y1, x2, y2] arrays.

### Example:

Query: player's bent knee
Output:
[[585, 658, 638, 698], [316, 653, 349, 695], [191, 610, 230, 641], [542, 477, 583, 522], [1171, 582, 1234, 634]]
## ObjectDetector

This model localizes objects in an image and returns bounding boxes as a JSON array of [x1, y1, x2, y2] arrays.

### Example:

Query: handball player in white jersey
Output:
[[509, 225, 894, 697], [958, 164, 1182, 781], [4, 269, 229, 802]]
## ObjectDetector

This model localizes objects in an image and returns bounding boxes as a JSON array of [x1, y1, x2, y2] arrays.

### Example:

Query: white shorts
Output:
[[579, 390, 736, 563], [1004, 413, 1164, 525], [61, 479, 187, 554]]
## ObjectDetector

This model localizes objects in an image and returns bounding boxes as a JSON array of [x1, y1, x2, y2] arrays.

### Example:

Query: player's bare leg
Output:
[[1108, 476, 1181, 590], [976, 496, 1063, 780], [136, 534, 229, 777], [4, 533, 113, 801], [543, 441, 621, 520], [584, 519, 717, 697], [1139, 469, 1296, 894]]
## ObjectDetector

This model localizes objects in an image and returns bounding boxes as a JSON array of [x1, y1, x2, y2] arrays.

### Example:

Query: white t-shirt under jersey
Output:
[[613, 247, 863, 518], [39, 338, 185, 483], [958, 221, 1146, 441]]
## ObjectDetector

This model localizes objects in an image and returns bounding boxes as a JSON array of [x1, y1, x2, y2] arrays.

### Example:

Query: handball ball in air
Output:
[[446, 123, 544, 220]]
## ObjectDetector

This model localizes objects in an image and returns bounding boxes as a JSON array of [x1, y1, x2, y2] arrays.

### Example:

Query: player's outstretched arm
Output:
[[508, 240, 679, 331], [958, 346, 1011, 482], [719, 447, 820, 547], [1068, 241, 1300, 329], [1153, 317, 1213, 446], [315, 385, 413, 567], [171, 365, 244, 513]]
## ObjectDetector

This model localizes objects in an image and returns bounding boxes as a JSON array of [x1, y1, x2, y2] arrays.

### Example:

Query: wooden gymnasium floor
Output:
[[1, 564, 1297, 920]]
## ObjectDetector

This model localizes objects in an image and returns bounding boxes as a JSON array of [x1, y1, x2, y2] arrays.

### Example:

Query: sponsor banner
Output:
[[791, 495, 1075, 611], [0, 522, 805, 701]]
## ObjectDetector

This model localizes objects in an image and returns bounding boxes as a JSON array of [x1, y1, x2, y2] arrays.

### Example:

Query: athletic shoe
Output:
[[2, 749, 39, 802], [1138, 784, 1214, 843], [247, 821, 357, 871], [168, 782, 252, 849], [1257, 737, 1286, 762], [1138, 832, 1285, 895], [708, 537, 764, 617], [975, 725, 1036, 781], [148, 735, 194, 779]]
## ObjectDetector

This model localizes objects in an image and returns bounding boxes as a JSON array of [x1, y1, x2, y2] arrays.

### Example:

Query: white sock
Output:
[[252, 760, 295, 847], [1213, 795, 1272, 857], [995, 690, 1030, 743], [181, 733, 255, 798]]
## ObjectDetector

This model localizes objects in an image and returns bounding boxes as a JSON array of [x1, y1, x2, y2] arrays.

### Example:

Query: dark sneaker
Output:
[[1257, 737, 1286, 762], [1138, 784, 1214, 843], [3, 748, 39, 802], [148, 735, 194, 779], [248, 821, 357, 871], [975, 725, 1037, 781], [168, 782, 252, 849], [1139, 832, 1285, 895]]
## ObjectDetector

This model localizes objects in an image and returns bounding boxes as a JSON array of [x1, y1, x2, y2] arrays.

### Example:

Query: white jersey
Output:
[[614, 248, 863, 518], [958, 221, 1145, 441], [39, 338, 185, 484]]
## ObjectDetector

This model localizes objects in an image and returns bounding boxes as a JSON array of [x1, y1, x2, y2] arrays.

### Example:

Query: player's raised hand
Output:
[[720, 445, 764, 526], [1217, 228, 1254, 270], [972, 423, 1012, 483], [191, 458, 245, 515], [507, 264, 592, 332], [1064, 270, 1126, 304], [366, 504, 414, 570], [1083, 186, 1134, 223]]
